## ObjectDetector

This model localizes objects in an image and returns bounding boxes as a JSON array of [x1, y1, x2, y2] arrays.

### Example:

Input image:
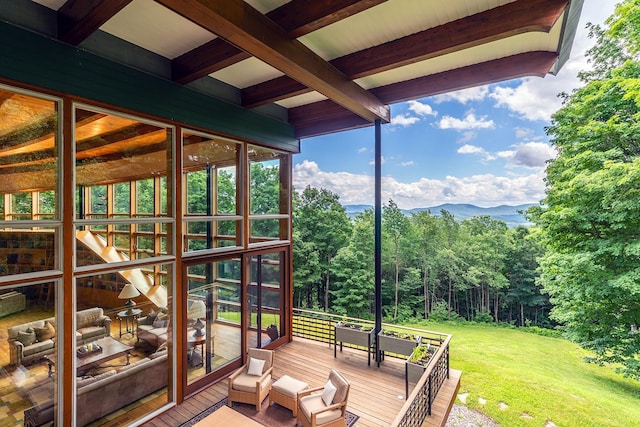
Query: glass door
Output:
[[247, 250, 285, 349]]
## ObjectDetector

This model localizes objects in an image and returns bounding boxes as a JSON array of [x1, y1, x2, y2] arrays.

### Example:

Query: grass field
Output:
[[403, 321, 640, 427]]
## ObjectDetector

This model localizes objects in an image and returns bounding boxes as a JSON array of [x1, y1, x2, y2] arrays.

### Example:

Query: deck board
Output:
[[144, 337, 460, 427]]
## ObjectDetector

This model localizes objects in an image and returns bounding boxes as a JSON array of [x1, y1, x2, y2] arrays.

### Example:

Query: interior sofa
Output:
[[136, 307, 169, 349], [0, 290, 26, 317], [24, 350, 168, 427], [7, 307, 112, 366]]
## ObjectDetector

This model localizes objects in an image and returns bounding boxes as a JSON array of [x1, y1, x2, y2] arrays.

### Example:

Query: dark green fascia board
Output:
[[0, 21, 299, 153]]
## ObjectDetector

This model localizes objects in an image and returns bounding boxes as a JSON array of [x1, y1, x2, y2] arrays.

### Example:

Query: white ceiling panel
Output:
[[299, 0, 516, 61], [100, 0, 215, 59], [32, 0, 65, 10], [355, 19, 564, 91], [245, 0, 290, 14], [276, 91, 328, 109], [210, 57, 284, 89]]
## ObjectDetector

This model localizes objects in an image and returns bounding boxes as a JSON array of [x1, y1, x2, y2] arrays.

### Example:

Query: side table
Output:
[[187, 335, 206, 367], [117, 308, 142, 338]]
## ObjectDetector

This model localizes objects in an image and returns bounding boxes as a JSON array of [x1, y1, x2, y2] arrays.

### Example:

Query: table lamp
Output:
[[118, 283, 140, 314], [188, 300, 207, 338]]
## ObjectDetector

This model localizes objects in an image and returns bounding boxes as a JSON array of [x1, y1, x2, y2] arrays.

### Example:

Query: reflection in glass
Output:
[[1, 282, 58, 426], [75, 265, 172, 425], [249, 251, 284, 348], [183, 130, 241, 253], [187, 258, 241, 384]]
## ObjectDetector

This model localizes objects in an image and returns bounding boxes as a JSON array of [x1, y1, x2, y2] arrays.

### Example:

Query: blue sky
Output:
[[293, 1, 617, 209]]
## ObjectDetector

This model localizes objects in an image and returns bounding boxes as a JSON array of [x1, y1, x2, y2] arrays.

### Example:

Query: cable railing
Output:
[[291, 308, 451, 426]]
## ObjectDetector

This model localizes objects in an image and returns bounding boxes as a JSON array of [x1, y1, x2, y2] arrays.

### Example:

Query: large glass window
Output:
[[0, 281, 59, 426], [0, 86, 60, 277], [72, 106, 175, 424], [183, 130, 241, 253], [74, 106, 174, 267], [248, 251, 285, 348], [186, 258, 241, 385], [248, 145, 290, 245], [74, 263, 173, 425]]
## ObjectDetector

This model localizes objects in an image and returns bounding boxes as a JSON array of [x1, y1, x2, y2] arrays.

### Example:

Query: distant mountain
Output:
[[343, 203, 536, 227]]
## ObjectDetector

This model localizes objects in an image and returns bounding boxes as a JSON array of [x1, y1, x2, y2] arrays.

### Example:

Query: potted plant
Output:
[[406, 343, 437, 383], [378, 329, 420, 357], [334, 322, 375, 365]]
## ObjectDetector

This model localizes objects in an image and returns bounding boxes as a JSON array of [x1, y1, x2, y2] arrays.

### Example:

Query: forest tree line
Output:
[[292, 188, 548, 327]]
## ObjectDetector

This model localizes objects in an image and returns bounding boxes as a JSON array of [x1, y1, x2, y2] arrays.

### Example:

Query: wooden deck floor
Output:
[[144, 337, 460, 427]]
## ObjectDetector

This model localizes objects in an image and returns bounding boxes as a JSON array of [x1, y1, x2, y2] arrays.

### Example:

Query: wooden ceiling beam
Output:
[[243, 0, 568, 108], [159, 0, 389, 122], [172, 0, 384, 84], [291, 51, 559, 138], [58, 0, 134, 45], [269, 0, 387, 38]]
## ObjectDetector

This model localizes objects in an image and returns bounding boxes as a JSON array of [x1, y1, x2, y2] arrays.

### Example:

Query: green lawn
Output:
[[403, 321, 640, 427]]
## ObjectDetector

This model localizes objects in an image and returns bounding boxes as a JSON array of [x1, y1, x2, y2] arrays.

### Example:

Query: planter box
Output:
[[378, 332, 419, 356], [404, 345, 438, 397], [334, 325, 375, 365], [406, 359, 428, 383]]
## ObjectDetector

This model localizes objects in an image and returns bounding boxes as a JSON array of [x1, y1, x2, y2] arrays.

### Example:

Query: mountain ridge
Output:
[[344, 203, 536, 227]]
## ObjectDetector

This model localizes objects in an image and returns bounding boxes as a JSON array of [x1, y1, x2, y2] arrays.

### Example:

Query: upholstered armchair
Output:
[[227, 348, 274, 411], [297, 369, 350, 427]]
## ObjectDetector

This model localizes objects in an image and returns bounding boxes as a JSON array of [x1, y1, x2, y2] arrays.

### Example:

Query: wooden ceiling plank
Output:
[[158, 0, 389, 122], [291, 51, 559, 138], [172, 0, 384, 85], [244, 0, 568, 108], [58, 0, 134, 45]]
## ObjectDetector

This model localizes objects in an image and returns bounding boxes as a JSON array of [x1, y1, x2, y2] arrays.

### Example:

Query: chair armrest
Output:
[[228, 365, 246, 387], [253, 366, 273, 386], [297, 385, 324, 399], [310, 400, 348, 425]]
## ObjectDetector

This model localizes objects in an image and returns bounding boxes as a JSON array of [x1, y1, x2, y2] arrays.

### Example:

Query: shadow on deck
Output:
[[145, 337, 460, 427]]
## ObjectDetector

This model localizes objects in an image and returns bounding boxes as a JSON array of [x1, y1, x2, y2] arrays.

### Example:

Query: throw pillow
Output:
[[321, 379, 337, 406], [35, 321, 55, 342], [247, 357, 265, 376], [152, 318, 167, 328], [17, 329, 36, 346]]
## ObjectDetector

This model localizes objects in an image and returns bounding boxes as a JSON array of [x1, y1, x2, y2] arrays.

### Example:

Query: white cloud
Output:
[[458, 131, 477, 143], [509, 142, 556, 168], [293, 160, 546, 209], [515, 127, 533, 139], [438, 113, 495, 130], [358, 147, 367, 154], [390, 113, 420, 127], [457, 144, 496, 161], [407, 100, 437, 116], [488, 1, 617, 122], [400, 160, 415, 167], [457, 144, 484, 155], [434, 86, 490, 104]]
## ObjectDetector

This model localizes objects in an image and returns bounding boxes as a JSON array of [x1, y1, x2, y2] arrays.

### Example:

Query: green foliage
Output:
[[428, 301, 461, 322], [474, 310, 493, 323], [293, 186, 351, 311], [530, 2, 640, 380]]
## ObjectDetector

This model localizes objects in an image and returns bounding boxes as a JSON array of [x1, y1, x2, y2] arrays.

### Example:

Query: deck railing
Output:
[[292, 308, 451, 426]]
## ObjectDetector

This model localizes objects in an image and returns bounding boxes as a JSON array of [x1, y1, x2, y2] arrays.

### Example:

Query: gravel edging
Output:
[[445, 404, 500, 427]]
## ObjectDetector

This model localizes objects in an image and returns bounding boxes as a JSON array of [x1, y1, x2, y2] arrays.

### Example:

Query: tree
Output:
[[383, 199, 410, 320], [331, 210, 375, 318], [530, 1, 640, 379], [410, 211, 441, 318], [293, 186, 351, 311]]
